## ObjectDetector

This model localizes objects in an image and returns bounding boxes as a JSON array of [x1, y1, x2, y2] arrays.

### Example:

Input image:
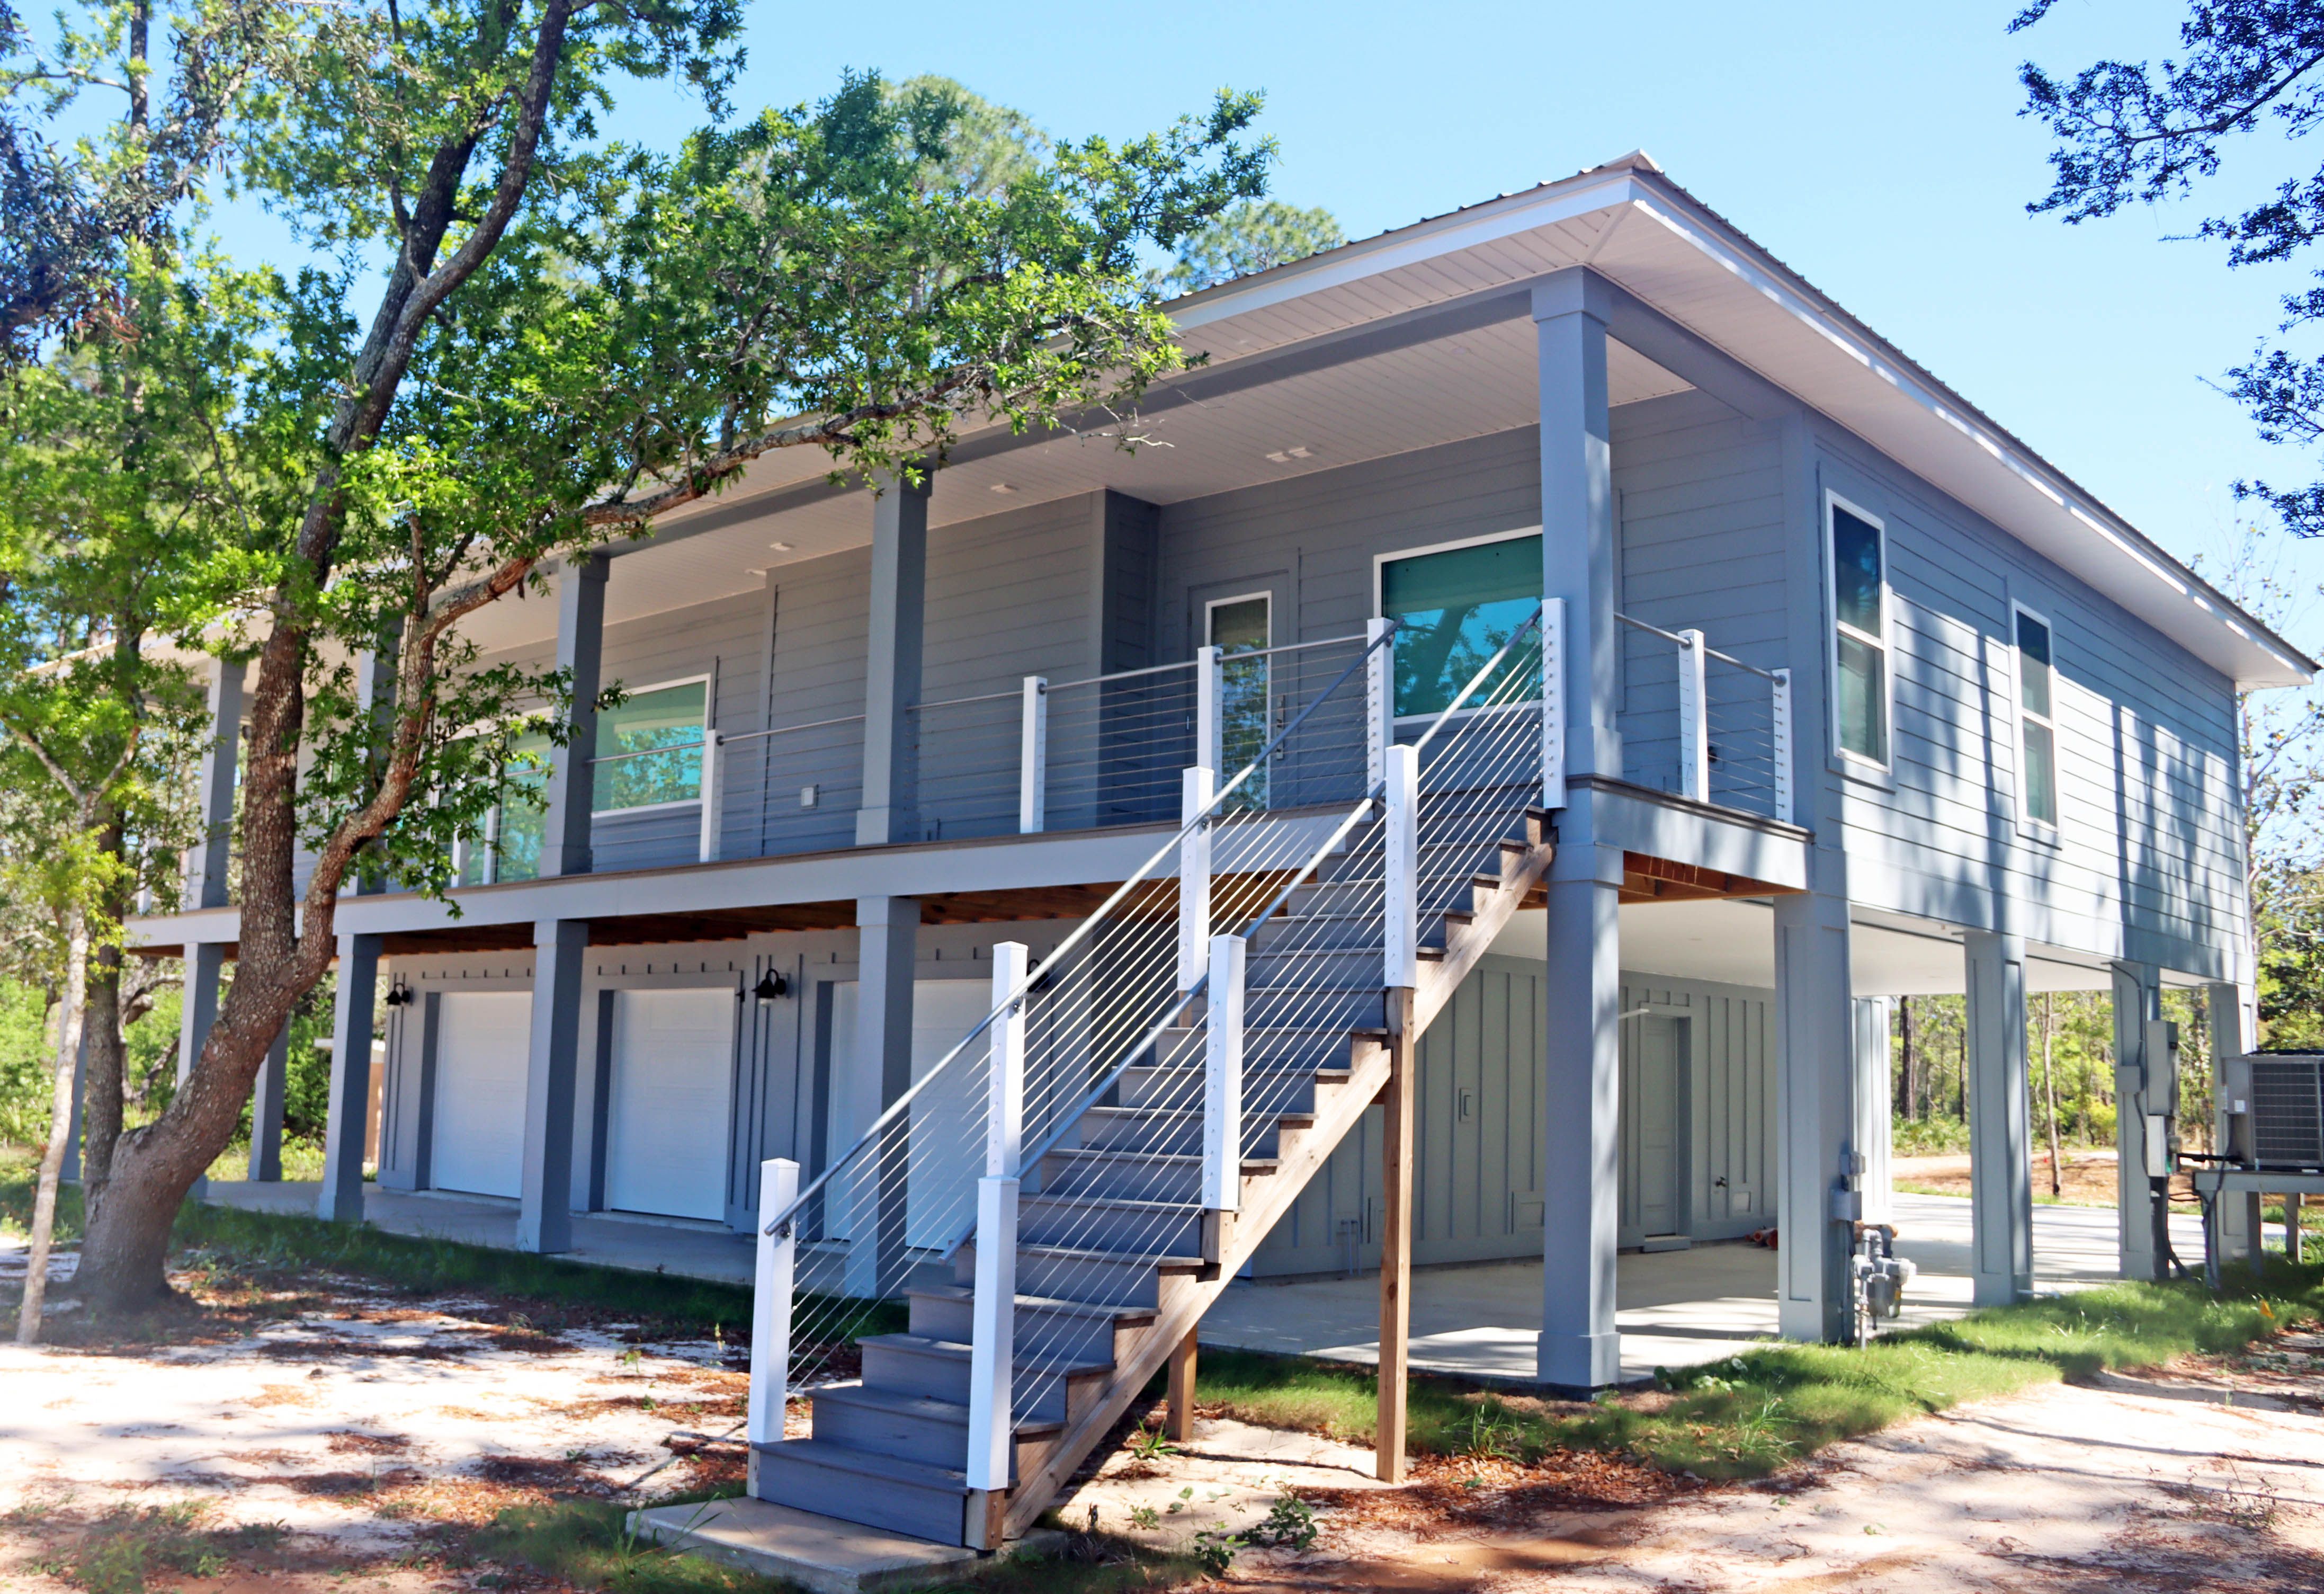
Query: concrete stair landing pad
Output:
[[625, 1498, 979, 1594]]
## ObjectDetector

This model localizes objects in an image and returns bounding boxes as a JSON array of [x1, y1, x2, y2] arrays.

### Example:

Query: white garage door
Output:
[[826, 979, 992, 1249], [606, 989, 736, 1221], [431, 991, 531, 1198]]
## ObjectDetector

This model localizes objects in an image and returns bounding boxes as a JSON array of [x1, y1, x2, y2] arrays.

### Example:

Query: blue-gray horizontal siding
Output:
[[1812, 424, 2247, 976], [1614, 391, 1789, 814]]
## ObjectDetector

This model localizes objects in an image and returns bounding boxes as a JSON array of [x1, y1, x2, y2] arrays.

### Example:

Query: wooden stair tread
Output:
[[857, 1332, 1115, 1381], [751, 1436, 968, 1493], [907, 1284, 1156, 1328]]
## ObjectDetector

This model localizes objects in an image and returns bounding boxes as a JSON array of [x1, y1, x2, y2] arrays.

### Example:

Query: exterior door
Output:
[[1206, 593, 1271, 804], [1630, 1015, 1687, 1240], [606, 988, 737, 1221], [431, 991, 531, 1198]]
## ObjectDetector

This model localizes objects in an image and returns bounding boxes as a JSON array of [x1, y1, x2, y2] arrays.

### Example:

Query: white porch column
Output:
[[856, 473, 931, 847], [177, 941, 226, 1201], [850, 894, 920, 1297], [2207, 979, 2263, 1265], [538, 556, 607, 880], [1534, 268, 1621, 780], [185, 658, 243, 910], [352, 627, 401, 894], [317, 934, 379, 1223], [1964, 932, 2033, 1305], [516, 920, 588, 1253], [2111, 960, 2164, 1281], [1536, 829, 1621, 1393], [1852, 998, 1893, 1227], [1774, 891, 1857, 1342], [248, 1022, 291, 1182]]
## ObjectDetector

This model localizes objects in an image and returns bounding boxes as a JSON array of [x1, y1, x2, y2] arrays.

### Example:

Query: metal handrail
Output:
[[984, 608, 1548, 1241], [762, 623, 1398, 1237], [1614, 610, 1780, 682], [721, 713, 866, 744]]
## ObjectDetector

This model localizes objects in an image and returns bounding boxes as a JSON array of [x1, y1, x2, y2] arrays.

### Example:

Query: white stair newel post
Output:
[[966, 1174, 1019, 1492], [1771, 667, 1794, 826], [1384, 744, 1418, 989], [1676, 630, 1708, 802], [697, 732, 723, 863], [1178, 767, 1214, 993], [1195, 645, 1223, 778], [1203, 934, 1245, 1212], [748, 1158, 800, 1483], [1541, 599, 1567, 811], [989, 942, 1029, 1177], [1017, 677, 1048, 835], [1365, 617, 1395, 794]]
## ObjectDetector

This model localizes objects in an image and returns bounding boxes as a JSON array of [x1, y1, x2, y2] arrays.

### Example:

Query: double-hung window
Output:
[[1376, 530, 1544, 720], [1827, 497, 1890, 767], [2014, 605, 2058, 830]]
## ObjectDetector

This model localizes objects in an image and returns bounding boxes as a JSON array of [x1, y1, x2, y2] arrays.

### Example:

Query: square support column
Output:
[[1537, 827, 1621, 1392], [1774, 892, 1857, 1342], [178, 941, 227, 1201], [1964, 931, 2032, 1305], [538, 557, 607, 880], [318, 934, 379, 1223], [849, 895, 920, 1297], [517, 920, 589, 1253], [249, 1022, 290, 1182], [856, 474, 931, 847], [353, 625, 402, 895], [2207, 980, 2263, 1266], [2112, 960, 2164, 1281], [185, 659, 243, 910], [1853, 998, 1893, 1226], [1534, 269, 1621, 779]]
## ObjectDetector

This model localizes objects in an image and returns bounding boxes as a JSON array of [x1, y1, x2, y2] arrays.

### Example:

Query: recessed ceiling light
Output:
[[1264, 445, 1315, 464], [990, 482, 1017, 494], [768, 540, 792, 551]]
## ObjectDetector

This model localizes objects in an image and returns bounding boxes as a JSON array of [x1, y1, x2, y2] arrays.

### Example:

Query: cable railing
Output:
[[743, 601, 1559, 1486], [1615, 611, 1792, 824]]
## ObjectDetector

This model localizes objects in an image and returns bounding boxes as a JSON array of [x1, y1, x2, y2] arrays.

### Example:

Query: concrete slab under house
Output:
[[127, 150, 2311, 1572]]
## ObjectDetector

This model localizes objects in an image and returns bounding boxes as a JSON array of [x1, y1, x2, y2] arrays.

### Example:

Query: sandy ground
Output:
[[1065, 1337, 2324, 1591], [0, 1264, 753, 1594], [3, 1253, 2322, 1593], [1893, 1148, 2130, 1206]]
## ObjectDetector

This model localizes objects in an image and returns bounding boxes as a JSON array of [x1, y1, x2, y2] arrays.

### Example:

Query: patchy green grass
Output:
[[0, 1145, 84, 1244], [1185, 1261, 2324, 1480], [24, 1502, 287, 1594]]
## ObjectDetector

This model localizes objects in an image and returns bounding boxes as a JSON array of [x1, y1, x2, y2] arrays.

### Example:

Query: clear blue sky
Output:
[[218, 1, 2324, 640]]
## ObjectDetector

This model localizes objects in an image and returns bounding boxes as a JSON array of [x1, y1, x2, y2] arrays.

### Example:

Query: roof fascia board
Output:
[[1619, 185, 2313, 685], [1167, 171, 1650, 334]]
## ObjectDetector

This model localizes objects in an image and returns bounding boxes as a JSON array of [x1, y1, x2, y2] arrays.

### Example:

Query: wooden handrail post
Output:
[[747, 1157, 800, 1495], [1017, 677, 1047, 834], [1378, 985, 1416, 1484]]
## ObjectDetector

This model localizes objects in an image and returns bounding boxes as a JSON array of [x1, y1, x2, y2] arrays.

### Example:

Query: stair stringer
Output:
[[996, 815, 1558, 1540]]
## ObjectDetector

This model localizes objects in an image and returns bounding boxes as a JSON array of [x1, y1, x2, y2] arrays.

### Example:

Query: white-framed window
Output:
[[1373, 527, 1543, 720], [2013, 603, 2059, 831], [1825, 493, 1891, 768], [450, 675, 711, 887], [592, 675, 711, 815], [1205, 592, 1272, 805]]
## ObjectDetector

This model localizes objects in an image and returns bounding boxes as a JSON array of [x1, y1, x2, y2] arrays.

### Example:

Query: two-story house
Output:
[[131, 151, 2310, 1553]]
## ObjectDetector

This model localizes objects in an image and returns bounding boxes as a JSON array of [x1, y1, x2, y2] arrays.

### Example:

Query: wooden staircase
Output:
[[749, 800, 1556, 1548]]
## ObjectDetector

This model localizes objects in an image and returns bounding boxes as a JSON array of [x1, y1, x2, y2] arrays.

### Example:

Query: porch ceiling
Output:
[[449, 155, 2304, 687]]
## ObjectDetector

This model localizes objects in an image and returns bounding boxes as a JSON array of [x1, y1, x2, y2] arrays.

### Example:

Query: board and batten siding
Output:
[[1811, 425, 2248, 979], [1245, 959, 1774, 1277]]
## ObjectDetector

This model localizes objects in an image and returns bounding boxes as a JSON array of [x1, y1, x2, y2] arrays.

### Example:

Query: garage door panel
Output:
[[606, 989, 736, 1221], [431, 991, 531, 1198]]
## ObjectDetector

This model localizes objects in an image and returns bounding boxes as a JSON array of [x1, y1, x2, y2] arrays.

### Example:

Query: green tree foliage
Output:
[[1163, 199, 1344, 293], [2015, 1, 2324, 535], [1, 0, 1282, 1307]]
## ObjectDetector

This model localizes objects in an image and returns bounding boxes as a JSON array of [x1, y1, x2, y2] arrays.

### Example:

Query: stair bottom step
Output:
[[752, 1438, 971, 1546], [629, 1495, 981, 1590]]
